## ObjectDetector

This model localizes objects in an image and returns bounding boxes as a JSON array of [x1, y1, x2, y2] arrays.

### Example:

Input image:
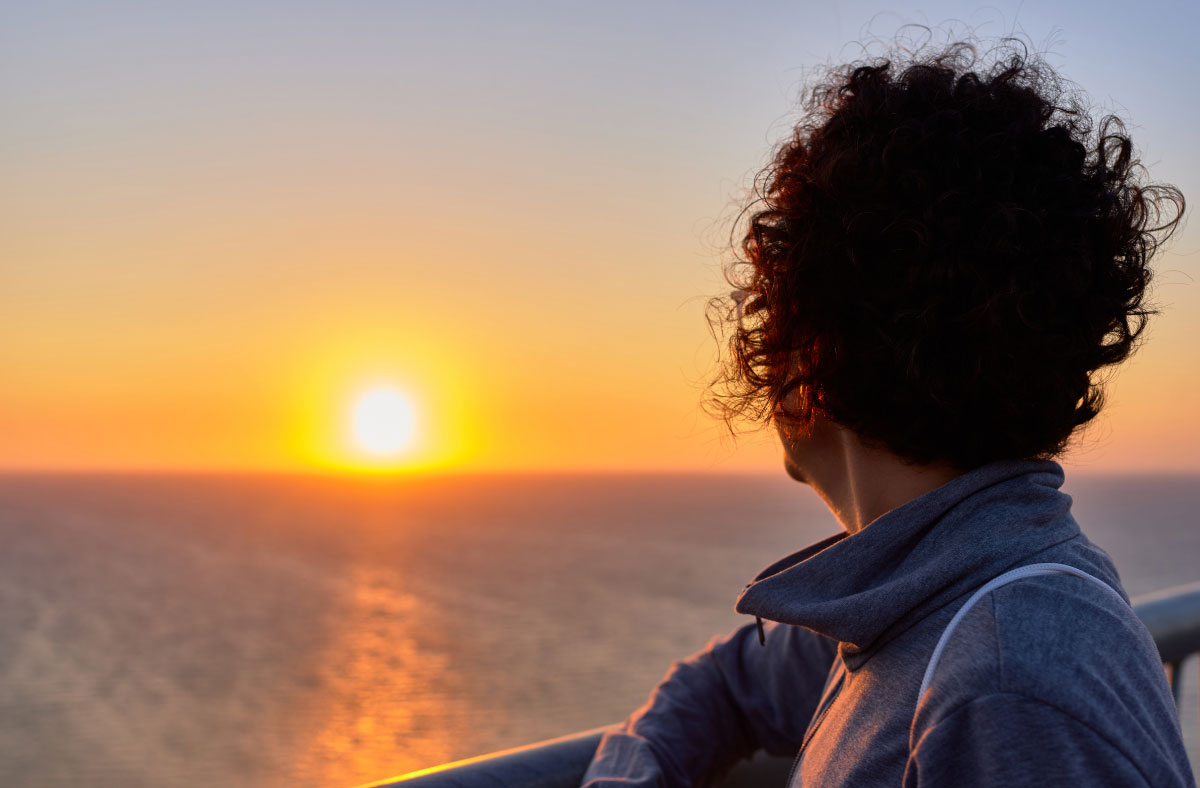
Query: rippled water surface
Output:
[[0, 472, 1196, 786]]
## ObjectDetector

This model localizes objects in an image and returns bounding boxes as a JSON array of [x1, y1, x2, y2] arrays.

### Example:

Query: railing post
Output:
[[1166, 660, 1183, 707]]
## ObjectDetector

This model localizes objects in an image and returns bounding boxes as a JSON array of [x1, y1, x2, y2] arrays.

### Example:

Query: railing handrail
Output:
[[364, 580, 1200, 788], [355, 727, 611, 788], [1131, 580, 1200, 664]]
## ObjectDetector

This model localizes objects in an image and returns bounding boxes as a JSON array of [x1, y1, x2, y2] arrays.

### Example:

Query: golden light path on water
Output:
[[293, 564, 465, 786]]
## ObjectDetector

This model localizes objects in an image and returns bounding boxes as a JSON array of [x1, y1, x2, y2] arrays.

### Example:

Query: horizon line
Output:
[[2, 465, 1199, 478]]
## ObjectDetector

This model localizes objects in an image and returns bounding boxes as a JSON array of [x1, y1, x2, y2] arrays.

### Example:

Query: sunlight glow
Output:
[[351, 387, 416, 457]]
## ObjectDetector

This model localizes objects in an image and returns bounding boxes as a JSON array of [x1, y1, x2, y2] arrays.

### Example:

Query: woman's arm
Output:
[[581, 620, 837, 787]]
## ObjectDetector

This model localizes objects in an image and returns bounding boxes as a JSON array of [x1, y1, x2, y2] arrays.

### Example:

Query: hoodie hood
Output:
[[735, 459, 1097, 669]]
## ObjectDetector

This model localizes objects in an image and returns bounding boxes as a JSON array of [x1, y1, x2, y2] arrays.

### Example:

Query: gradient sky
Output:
[[3, 0, 1198, 473]]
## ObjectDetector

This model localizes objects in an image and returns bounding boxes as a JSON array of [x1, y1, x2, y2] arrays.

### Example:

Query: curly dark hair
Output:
[[709, 38, 1184, 470]]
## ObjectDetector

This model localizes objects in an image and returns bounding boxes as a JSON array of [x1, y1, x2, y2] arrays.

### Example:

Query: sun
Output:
[[350, 386, 416, 457]]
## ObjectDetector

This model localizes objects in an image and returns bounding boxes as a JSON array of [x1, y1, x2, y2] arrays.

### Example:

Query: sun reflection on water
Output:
[[293, 566, 464, 787]]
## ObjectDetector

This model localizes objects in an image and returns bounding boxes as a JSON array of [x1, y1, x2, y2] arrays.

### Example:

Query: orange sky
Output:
[[3, 3, 1198, 474]]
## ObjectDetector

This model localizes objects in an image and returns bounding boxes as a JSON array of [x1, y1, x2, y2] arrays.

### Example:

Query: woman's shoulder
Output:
[[921, 568, 1183, 777], [986, 570, 1159, 691], [991, 539, 1157, 685], [931, 564, 1161, 704]]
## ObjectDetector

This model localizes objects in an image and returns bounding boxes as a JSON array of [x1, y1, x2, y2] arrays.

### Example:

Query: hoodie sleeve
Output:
[[905, 692, 1184, 788], [580, 620, 837, 787]]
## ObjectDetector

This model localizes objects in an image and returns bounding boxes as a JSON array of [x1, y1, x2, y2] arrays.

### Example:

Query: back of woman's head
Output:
[[711, 36, 1185, 470]]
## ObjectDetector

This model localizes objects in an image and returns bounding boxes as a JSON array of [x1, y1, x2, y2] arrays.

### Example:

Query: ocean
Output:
[[0, 471, 1196, 787]]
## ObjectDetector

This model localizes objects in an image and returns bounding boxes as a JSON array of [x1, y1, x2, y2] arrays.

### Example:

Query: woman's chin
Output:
[[784, 456, 808, 484]]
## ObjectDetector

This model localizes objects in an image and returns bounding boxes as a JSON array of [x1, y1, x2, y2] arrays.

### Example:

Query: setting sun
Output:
[[351, 386, 416, 457]]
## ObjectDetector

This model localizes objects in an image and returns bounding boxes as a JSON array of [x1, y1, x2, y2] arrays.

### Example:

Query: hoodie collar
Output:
[[736, 459, 1078, 669]]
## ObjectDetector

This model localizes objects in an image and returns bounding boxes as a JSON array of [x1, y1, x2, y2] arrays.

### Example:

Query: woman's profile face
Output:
[[775, 405, 837, 486]]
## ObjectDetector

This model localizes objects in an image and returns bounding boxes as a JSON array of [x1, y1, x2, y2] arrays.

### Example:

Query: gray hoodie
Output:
[[581, 460, 1195, 787]]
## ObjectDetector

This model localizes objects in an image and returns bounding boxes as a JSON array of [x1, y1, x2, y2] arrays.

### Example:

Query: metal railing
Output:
[[1133, 580, 1200, 706], [364, 580, 1200, 788]]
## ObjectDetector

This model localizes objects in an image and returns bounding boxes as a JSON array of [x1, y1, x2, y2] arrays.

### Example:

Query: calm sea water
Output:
[[0, 472, 1196, 787]]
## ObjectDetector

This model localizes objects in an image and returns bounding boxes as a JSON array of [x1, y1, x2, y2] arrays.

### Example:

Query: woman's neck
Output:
[[789, 416, 963, 534]]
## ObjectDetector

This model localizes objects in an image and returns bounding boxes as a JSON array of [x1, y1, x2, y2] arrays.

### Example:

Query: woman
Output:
[[581, 37, 1192, 787]]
